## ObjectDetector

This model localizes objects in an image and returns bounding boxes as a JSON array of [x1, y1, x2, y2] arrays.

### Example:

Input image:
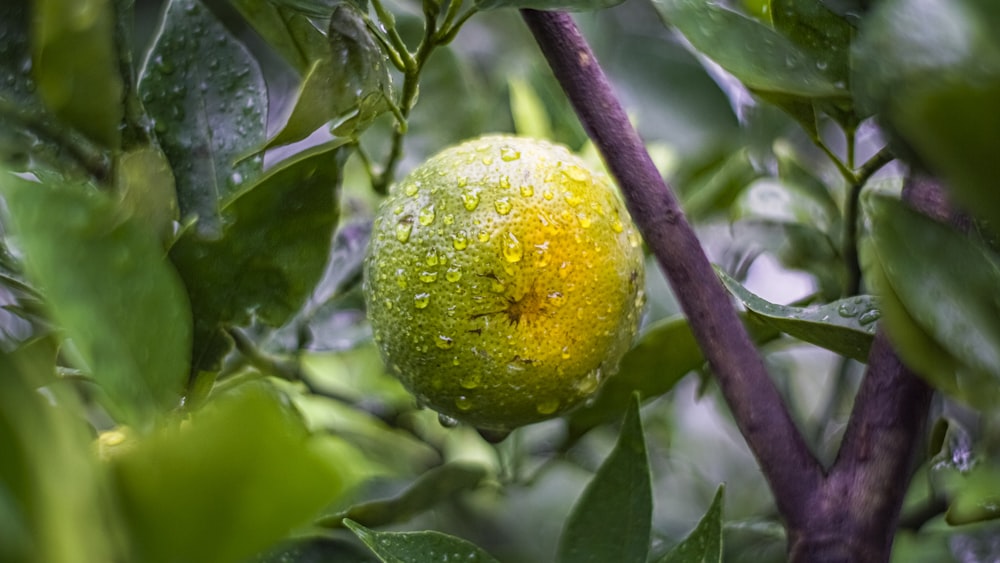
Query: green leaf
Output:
[[679, 149, 759, 221], [114, 145, 179, 242], [867, 195, 1000, 405], [263, 4, 394, 150], [230, 0, 328, 74], [170, 142, 345, 371], [344, 519, 501, 563], [654, 0, 847, 98], [0, 345, 119, 563], [139, 0, 267, 236], [558, 395, 651, 563], [717, 269, 877, 362], [112, 382, 351, 563], [475, 0, 625, 12], [324, 462, 488, 528], [0, 173, 192, 427], [946, 464, 1000, 525], [732, 178, 838, 242], [854, 0, 1000, 227], [567, 314, 780, 439], [656, 485, 725, 563], [769, 0, 854, 88], [31, 0, 123, 149], [508, 77, 553, 140]]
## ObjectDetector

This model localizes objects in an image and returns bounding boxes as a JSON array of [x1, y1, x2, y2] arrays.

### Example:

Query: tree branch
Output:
[[520, 9, 823, 529]]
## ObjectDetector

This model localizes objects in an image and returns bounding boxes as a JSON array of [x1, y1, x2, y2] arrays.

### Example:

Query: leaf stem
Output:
[[842, 146, 894, 296], [521, 9, 824, 529], [0, 99, 111, 181]]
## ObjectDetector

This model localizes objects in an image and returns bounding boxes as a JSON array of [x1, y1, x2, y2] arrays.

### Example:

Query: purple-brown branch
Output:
[[520, 9, 823, 529], [522, 10, 940, 562]]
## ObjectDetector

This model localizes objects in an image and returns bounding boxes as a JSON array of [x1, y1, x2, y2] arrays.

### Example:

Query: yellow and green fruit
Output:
[[363, 135, 645, 432]]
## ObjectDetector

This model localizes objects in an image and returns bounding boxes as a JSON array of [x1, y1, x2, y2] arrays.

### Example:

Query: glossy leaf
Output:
[[717, 269, 877, 362], [946, 465, 1000, 525], [558, 395, 651, 563], [0, 174, 192, 427], [170, 142, 344, 371], [680, 149, 759, 221], [732, 178, 836, 233], [265, 4, 393, 150], [475, 0, 624, 11], [112, 383, 350, 563], [769, 0, 854, 88], [656, 485, 725, 563], [0, 345, 118, 563], [854, 0, 1000, 227], [231, 0, 328, 74], [654, 0, 846, 98], [867, 195, 1000, 405], [344, 519, 501, 563], [32, 0, 122, 149], [324, 462, 487, 528], [139, 0, 266, 236]]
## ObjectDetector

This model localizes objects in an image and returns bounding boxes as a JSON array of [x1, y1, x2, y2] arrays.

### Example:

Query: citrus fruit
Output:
[[363, 135, 645, 432]]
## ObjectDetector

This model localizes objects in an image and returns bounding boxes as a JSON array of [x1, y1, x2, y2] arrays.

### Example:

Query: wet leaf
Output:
[[344, 519, 501, 563], [264, 4, 394, 150], [324, 462, 487, 528], [32, 0, 123, 149], [656, 485, 724, 563], [867, 195, 1000, 405], [732, 178, 838, 242], [769, 0, 854, 89], [717, 269, 877, 362], [0, 173, 192, 427], [654, 0, 847, 98], [112, 383, 351, 563], [170, 142, 344, 372], [558, 395, 651, 563], [231, 0, 328, 74], [139, 0, 267, 236]]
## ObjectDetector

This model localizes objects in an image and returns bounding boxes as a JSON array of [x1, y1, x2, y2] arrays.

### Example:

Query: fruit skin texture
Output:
[[363, 135, 645, 432]]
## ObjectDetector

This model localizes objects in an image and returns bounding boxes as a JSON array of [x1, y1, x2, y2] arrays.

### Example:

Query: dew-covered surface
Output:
[[138, 0, 266, 237], [364, 136, 645, 431]]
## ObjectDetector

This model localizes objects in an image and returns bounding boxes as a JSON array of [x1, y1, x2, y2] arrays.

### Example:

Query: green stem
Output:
[[842, 146, 894, 296], [0, 99, 111, 181]]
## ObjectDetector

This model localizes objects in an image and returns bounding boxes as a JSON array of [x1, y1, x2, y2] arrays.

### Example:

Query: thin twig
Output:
[[520, 10, 824, 530]]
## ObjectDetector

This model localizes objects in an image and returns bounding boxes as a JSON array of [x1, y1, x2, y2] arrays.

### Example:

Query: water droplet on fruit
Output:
[[414, 293, 431, 308], [502, 231, 523, 263], [393, 205, 404, 215], [446, 267, 462, 282], [438, 413, 459, 427], [560, 346, 571, 359], [425, 250, 439, 266], [547, 291, 565, 307], [576, 212, 592, 228], [482, 156, 494, 165], [395, 269, 408, 288], [536, 399, 559, 415], [520, 184, 534, 197], [419, 204, 436, 225], [561, 165, 588, 183], [383, 299, 393, 309], [499, 175, 511, 189], [462, 189, 480, 211], [443, 213, 454, 225], [500, 146, 520, 161], [494, 197, 512, 215], [435, 335, 454, 349], [452, 231, 469, 250], [404, 183, 419, 196], [395, 220, 412, 242], [611, 218, 624, 233], [419, 271, 438, 283], [543, 190, 554, 200], [455, 395, 473, 411], [477, 230, 490, 242], [460, 372, 481, 389], [576, 368, 602, 394]]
